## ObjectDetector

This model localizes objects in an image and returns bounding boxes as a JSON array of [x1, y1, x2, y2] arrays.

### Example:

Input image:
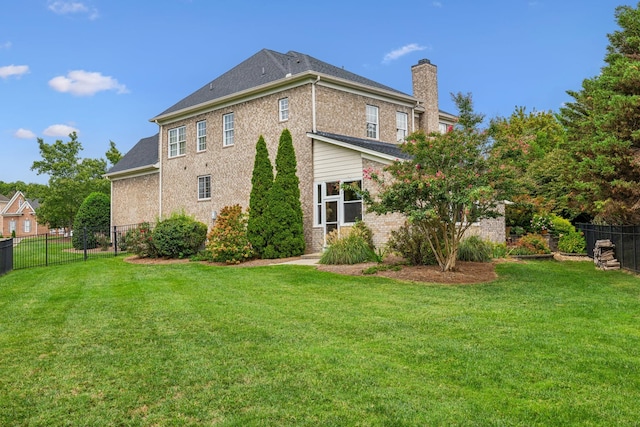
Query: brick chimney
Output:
[[411, 58, 439, 134]]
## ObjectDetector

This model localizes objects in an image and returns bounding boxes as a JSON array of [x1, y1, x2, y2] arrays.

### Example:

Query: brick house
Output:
[[0, 191, 49, 238], [106, 49, 504, 252]]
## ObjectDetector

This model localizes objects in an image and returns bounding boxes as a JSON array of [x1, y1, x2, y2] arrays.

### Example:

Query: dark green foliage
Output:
[[122, 222, 157, 258], [558, 3, 640, 223], [352, 220, 375, 251], [207, 205, 253, 264], [319, 229, 377, 265], [262, 129, 305, 259], [387, 221, 437, 266], [457, 236, 493, 262], [247, 136, 274, 257], [71, 192, 110, 250], [152, 213, 207, 259]]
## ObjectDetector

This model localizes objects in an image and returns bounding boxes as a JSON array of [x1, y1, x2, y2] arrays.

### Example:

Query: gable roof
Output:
[[105, 134, 159, 178], [153, 49, 409, 120], [308, 131, 411, 162], [0, 194, 9, 203], [0, 191, 37, 216]]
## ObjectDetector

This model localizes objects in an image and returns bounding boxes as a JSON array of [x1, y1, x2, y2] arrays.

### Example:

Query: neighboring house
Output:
[[0, 191, 49, 238], [106, 48, 503, 252]]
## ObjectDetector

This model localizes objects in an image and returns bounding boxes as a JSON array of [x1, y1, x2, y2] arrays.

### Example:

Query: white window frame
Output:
[[9, 220, 16, 234], [24, 219, 31, 233], [366, 105, 379, 139], [198, 175, 211, 200], [396, 111, 408, 141], [223, 113, 234, 147], [279, 97, 289, 121], [168, 126, 186, 157], [313, 179, 363, 227], [197, 120, 207, 152]]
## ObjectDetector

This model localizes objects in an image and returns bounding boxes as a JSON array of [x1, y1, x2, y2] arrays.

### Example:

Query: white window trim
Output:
[[223, 113, 234, 147], [396, 111, 408, 141], [366, 105, 379, 139], [313, 179, 363, 227], [198, 175, 211, 200], [197, 120, 207, 152], [168, 126, 186, 158], [279, 97, 289, 122]]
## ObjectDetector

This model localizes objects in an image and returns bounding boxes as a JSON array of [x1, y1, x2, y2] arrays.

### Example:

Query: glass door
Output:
[[325, 199, 339, 236]]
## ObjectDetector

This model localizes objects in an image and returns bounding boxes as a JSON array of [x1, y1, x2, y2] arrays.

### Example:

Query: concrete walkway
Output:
[[269, 253, 321, 266]]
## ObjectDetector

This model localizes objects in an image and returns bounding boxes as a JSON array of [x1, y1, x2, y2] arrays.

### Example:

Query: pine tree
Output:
[[247, 135, 274, 257], [559, 2, 640, 224], [262, 129, 305, 258]]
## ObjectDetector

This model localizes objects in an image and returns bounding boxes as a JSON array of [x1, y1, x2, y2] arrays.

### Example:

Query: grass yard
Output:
[[0, 258, 638, 426]]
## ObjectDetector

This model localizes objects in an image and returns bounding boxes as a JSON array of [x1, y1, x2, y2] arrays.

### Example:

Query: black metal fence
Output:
[[5, 224, 148, 271], [577, 223, 640, 274], [0, 238, 13, 276]]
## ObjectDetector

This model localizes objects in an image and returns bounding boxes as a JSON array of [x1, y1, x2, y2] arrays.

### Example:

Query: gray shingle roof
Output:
[[155, 49, 409, 118], [311, 131, 411, 160], [106, 134, 159, 175]]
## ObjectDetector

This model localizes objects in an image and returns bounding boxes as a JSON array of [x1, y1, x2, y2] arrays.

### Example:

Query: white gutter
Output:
[[156, 120, 163, 220]]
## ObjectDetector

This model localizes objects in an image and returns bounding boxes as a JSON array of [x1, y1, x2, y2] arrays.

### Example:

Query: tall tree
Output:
[[247, 135, 274, 257], [559, 2, 640, 224], [31, 132, 110, 229], [362, 93, 504, 272], [262, 129, 305, 258]]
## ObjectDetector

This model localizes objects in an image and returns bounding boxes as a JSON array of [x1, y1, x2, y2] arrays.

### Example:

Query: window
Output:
[[342, 180, 362, 224], [314, 180, 363, 227], [396, 112, 408, 141], [223, 113, 234, 147], [197, 120, 207, 151], [24, 219, 31, 233], [9, 220, 16, 234], [279, 98, 289, 121], [198, 175, 211, 200], [366, 105, 378, 139], [439, 122, 452, 134], [168, 126, 186, 157]]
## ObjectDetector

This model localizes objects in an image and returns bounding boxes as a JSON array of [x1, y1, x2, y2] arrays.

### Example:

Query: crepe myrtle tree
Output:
[[359, 93, 504, 272]]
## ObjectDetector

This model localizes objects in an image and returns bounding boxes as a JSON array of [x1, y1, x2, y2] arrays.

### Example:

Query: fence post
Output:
[[113, 225, 118, 257], [45, 232, 49, 267], [83, 226, 88, 261]]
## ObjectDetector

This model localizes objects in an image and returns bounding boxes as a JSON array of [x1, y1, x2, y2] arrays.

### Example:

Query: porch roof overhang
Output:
[[307, 131, 411, 164]]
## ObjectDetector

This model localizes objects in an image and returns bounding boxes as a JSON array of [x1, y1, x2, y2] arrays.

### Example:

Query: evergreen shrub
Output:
[[387, 221, 437, 266], [72, 192, 110, 250], [152, 213, 207, 259]]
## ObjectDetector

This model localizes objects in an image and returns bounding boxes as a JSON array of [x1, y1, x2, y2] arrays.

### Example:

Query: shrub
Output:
[[207, 205, 253, 264], [512, 233, 551, 255], [530, 213, 553, 234], [247, 135, 274, 258], [387, 221, 437, 266], [492, 243, 509, 258], [319, 229, 377, 265], [152, 213, 207, 259], [122, 222, 157, 258], [72, 192, 110, 250], [550, 214, 574, 238], [351, 220, 375, 251], [558, 231, 586, 254], [457, 236, 492, 262]]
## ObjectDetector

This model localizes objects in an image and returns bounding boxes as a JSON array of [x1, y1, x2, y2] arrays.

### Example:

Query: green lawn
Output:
[[0, 259, 638, 426]]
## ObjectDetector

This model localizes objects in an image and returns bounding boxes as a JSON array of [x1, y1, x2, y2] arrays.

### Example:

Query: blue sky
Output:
[[0, 0, 627, 184]]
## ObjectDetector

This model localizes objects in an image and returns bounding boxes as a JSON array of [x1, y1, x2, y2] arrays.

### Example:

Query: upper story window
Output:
[[279, 98, 289, 121], [197, 120, 207, 152], [198, 175, 211, 200], [168, 126, 186, 157], [366, 105, 378, 139], [396, 112, 408, 141], [223, 113, 234, 147]]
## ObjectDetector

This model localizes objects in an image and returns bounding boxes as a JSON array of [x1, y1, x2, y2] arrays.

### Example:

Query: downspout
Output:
[[155, 120, 162, 220], [312, 75, 320, 132]]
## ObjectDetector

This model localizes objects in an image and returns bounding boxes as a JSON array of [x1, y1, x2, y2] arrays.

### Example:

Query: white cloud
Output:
[[382, 44, 429, 64], [48, 1, 99, 20], [0, 65, 29, 79], [15, 128, 37, 139], [0, 41, 11, 50], [43, 124, 79, 137], [49, 70, 129, 96]]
